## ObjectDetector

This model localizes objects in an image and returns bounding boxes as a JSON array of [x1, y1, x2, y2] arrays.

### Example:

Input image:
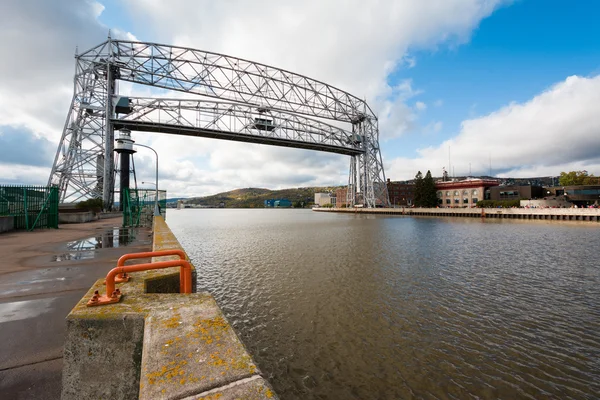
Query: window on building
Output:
[[463, 190, 469, 195], [454, 191, 459, 196], [446, 199, 451, 204], [463, 197, 469, 204], [454, 198, 460, 204], [472, 198, 478, 203], [437, 191, 442, 198], [446, 191, 451, 196], [472, 189, 478, 195]]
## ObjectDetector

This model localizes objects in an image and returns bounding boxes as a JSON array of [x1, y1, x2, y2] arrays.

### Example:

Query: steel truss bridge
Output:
[[49, 37, 390, 208]]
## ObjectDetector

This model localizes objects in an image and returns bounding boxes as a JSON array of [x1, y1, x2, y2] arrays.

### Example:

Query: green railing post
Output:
[[23, 188, 29, 230]]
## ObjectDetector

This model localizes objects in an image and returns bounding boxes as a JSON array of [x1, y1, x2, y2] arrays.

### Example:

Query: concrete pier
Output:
[[61, 217, 278, 400], [314, 207, 600, 222]]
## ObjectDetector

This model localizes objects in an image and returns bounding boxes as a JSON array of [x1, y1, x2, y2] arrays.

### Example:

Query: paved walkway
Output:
[[0, 217, 152, 399]]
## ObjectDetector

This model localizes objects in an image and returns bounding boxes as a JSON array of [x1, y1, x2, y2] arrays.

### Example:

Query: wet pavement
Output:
[[0, 217, 151, 399]]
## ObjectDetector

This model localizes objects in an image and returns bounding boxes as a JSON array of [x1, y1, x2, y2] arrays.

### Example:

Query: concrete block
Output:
[[0, 216, 14, 233], [59, 211, 95, 224], [139, 296, 259, 400], [62, 312, 145, 400]]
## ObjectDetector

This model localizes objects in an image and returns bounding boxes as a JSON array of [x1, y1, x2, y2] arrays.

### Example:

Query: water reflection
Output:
[[169, 210, 600, 400], [52, 227, 138, 262]]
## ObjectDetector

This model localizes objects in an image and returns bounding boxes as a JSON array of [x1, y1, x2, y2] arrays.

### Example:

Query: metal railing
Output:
[[0, 185, 59, 230], [122, 188, 167, 227]]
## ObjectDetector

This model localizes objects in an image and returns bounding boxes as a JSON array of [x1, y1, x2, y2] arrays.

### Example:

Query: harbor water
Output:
[[168, 209, 599, 399]]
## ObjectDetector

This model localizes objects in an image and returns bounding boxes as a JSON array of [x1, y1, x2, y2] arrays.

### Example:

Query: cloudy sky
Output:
[[1, 0, 600, 197]]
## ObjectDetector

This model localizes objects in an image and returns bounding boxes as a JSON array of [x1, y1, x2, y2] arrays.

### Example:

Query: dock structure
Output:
[[61, 216, 278, 400], [313, 207, 600, 222]]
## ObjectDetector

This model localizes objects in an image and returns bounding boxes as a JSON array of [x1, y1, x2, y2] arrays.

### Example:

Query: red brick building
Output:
[[335, 187, 348, 208], [435, 179, 499, 207], [386, 179, 415, 207]]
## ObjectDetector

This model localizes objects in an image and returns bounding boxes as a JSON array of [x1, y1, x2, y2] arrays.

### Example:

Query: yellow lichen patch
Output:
[[190, 316, 230, 346], [197, 393, 223, 400], [145, 360, 189, 386], [161, 314, 182, 329]]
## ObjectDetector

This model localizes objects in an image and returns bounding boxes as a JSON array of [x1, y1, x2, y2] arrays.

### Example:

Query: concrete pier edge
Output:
[[61, 216, 278, 400], [314, 206, 600, 221]]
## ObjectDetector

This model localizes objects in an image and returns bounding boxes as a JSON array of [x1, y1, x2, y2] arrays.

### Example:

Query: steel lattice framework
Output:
[[49, 37, 390, 208]]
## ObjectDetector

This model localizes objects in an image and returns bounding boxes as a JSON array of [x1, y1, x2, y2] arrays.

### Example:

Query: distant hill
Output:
[[184, 186, 340, 208]]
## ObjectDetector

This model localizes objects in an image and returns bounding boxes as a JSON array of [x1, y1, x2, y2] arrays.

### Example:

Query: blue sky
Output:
[[387, 0, 600, 159], [1, 0, 600, 196]]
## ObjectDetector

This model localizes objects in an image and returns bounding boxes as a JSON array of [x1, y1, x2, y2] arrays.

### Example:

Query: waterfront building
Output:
[[489, 185, 544, 201], [314, 193, 333, 206], [546, 185, 600, 206], [335, 187, 348, 208], [436, 179, 499, 208], [269, 199, 292, 208], [386, 179, 414, 207]]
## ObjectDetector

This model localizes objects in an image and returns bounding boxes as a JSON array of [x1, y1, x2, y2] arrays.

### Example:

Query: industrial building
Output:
[[264, 199, 292, 208]]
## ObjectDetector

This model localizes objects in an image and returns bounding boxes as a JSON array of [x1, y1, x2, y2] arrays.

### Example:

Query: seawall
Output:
[[61, 216, 278, 400], [314, 207, 600, 222]]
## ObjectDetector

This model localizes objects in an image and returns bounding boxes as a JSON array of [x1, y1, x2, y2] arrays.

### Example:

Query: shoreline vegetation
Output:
[[182, 186, 340, 208]]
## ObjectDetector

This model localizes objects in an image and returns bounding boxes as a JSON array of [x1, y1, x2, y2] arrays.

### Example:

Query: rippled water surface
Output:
[[168, 209, 600, 399]]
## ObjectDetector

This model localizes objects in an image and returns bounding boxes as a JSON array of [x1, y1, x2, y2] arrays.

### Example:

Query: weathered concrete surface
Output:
[[58, 211, 95, 224], [0, 215, 14, 233], [181, 375, 277, 400], [0, 217, 152, 400], [61, 216, 278, 400], [61, 314, 145, 399], [139, 297, 258, 399]]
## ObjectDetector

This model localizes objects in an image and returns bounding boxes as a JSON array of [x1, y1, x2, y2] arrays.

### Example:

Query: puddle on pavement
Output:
[[51, 227, 142, 262], [67, 227, 138, 250], [51, 251, 97, 262]]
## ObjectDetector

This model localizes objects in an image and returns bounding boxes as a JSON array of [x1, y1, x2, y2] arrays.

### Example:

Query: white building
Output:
[[314, 193, 333, 206]]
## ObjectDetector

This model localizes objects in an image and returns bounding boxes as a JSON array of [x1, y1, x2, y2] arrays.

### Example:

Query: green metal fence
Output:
[[0, 185, 59, 230], [122, 188, 167, 227]]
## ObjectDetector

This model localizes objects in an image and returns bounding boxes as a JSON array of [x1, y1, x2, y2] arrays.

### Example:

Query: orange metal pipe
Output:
[[117, 249, 187, 267], [116, 249, 189, 292], [104, 259, 192, 299]]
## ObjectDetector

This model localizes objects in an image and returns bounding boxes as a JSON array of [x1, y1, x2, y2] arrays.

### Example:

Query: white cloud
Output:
[[387, 75, 600, 180], [0, 0, 509, 197], [415, 101, 427, 111]]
